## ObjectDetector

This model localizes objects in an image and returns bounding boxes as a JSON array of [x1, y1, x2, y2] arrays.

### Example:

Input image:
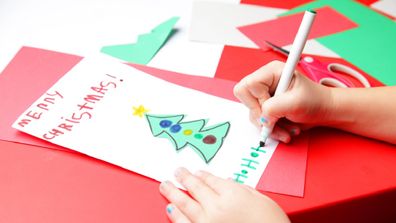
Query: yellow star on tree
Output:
[[132, 105, 149, 118]]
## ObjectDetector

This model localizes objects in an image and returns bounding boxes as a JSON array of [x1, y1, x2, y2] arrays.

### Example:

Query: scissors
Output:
[[265, 41, 371, 88]]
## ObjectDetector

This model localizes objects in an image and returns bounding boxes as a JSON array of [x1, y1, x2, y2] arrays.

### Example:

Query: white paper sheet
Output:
[[13, 55, 277, 188], [371, 0, 396, 18], [189, 1, 285, 48]]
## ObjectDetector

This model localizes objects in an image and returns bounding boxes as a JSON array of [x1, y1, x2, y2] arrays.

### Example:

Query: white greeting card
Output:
[[13, 55, 278, 187]]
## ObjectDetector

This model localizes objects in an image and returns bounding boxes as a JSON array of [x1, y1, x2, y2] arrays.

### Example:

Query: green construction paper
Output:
[[101, 17, 179, 64], [145, 114, 230, 163], [283, 0, 396, 85]]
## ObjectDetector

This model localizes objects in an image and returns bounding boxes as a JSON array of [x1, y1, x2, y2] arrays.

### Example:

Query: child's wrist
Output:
[[324, 87, 356, 128]]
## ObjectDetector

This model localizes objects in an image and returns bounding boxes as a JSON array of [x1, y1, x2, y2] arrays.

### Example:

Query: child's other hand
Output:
[[159, 167, 290, 223], [233, 61, 332, 143]]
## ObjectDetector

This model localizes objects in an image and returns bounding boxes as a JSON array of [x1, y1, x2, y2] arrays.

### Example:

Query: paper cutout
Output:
[[284, 0, 396, 85], [238, 6, 358, 51], [12, 55, 278, 189], [101, 17, 179, 64], [189, 1, 285, 48], [146, 114, 230, 163], [0, 46, 307, 196]]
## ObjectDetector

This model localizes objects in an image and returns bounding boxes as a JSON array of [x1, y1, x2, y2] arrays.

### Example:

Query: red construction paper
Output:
[[0, 139, 168, 223], [215, 45, 286, 82], [238, 6, 358, 50], [257, 132, 309, 196], [2, 48, 396, 222], [215, 45, 383, 87], [0, 47, 82, 151], [241, 0, 315, 9], [0, 46, 306, 197], [266, 128, 396, 222], [356, 0, 379, 6]]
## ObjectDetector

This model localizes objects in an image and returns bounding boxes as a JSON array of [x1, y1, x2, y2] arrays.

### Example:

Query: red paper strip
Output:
[[257, 132, 309, 197], [356, 0, 379, 6], [241, 0, 315, 9], [129, 64, 238, 102], [240, 0, 379, 8], [238, 6, 358, 50]]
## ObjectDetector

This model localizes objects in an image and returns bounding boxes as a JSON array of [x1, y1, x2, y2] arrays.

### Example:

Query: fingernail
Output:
[[280, 135, 290, 143], [166, 204, 174, 214], [175, 167, 187, 178], [259, 116, 268, 124], [159, 181, 169, 191], [174, 167, 184, 180]]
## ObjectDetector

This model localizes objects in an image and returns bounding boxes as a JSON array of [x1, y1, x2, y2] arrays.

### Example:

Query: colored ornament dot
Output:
[[183, 129, 193, 135], [159, 120, 172, 128], [251, 152, 259, 158], [170, 124, 182, 133], [241, 170, 248, 174], [194, 133, 203, 139], [203, 135, 217, 144]]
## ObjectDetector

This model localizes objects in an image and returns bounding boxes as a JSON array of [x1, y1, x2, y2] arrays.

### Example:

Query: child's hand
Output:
[[233, 61, 332, 143], [159, 167, 290, 223]]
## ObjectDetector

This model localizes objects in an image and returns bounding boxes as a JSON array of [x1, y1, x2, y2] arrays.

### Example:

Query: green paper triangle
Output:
[[101, 17, 179, 64]]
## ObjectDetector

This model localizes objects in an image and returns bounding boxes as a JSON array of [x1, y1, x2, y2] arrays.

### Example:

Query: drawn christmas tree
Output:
[[145, 114, 230, 163]]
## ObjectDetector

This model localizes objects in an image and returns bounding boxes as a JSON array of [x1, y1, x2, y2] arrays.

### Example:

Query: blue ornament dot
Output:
[[159, 120, 172, 128], [170, 124, 182, 133]]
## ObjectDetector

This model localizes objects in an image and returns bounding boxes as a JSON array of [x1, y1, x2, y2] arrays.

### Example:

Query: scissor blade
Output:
[[265, 41, 290, 56]]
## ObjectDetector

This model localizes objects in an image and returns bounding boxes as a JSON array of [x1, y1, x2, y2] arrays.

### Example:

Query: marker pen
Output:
[[260, 10, 316, 146]]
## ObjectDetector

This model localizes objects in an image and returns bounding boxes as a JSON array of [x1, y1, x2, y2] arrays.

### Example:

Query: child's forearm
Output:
[[324, 86, 396, 144]]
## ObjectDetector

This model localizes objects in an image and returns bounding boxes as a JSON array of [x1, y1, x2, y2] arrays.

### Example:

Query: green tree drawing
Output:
[[145, 114, 230, 163]]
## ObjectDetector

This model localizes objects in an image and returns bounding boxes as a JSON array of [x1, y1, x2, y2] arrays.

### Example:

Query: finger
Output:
[[249, 110, 262, 128], [159, 180, 203, 221], [242, 61, 285, 99], [166, 204, 192, 223], [175, 167, 218, 205], [244, 60, 285, 95], [194, 170, 231, 195], [277, 119, 301, 136], [233, 61, 285, 112], [270, 125, 291, 143], [234, 81, 262, 117]]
